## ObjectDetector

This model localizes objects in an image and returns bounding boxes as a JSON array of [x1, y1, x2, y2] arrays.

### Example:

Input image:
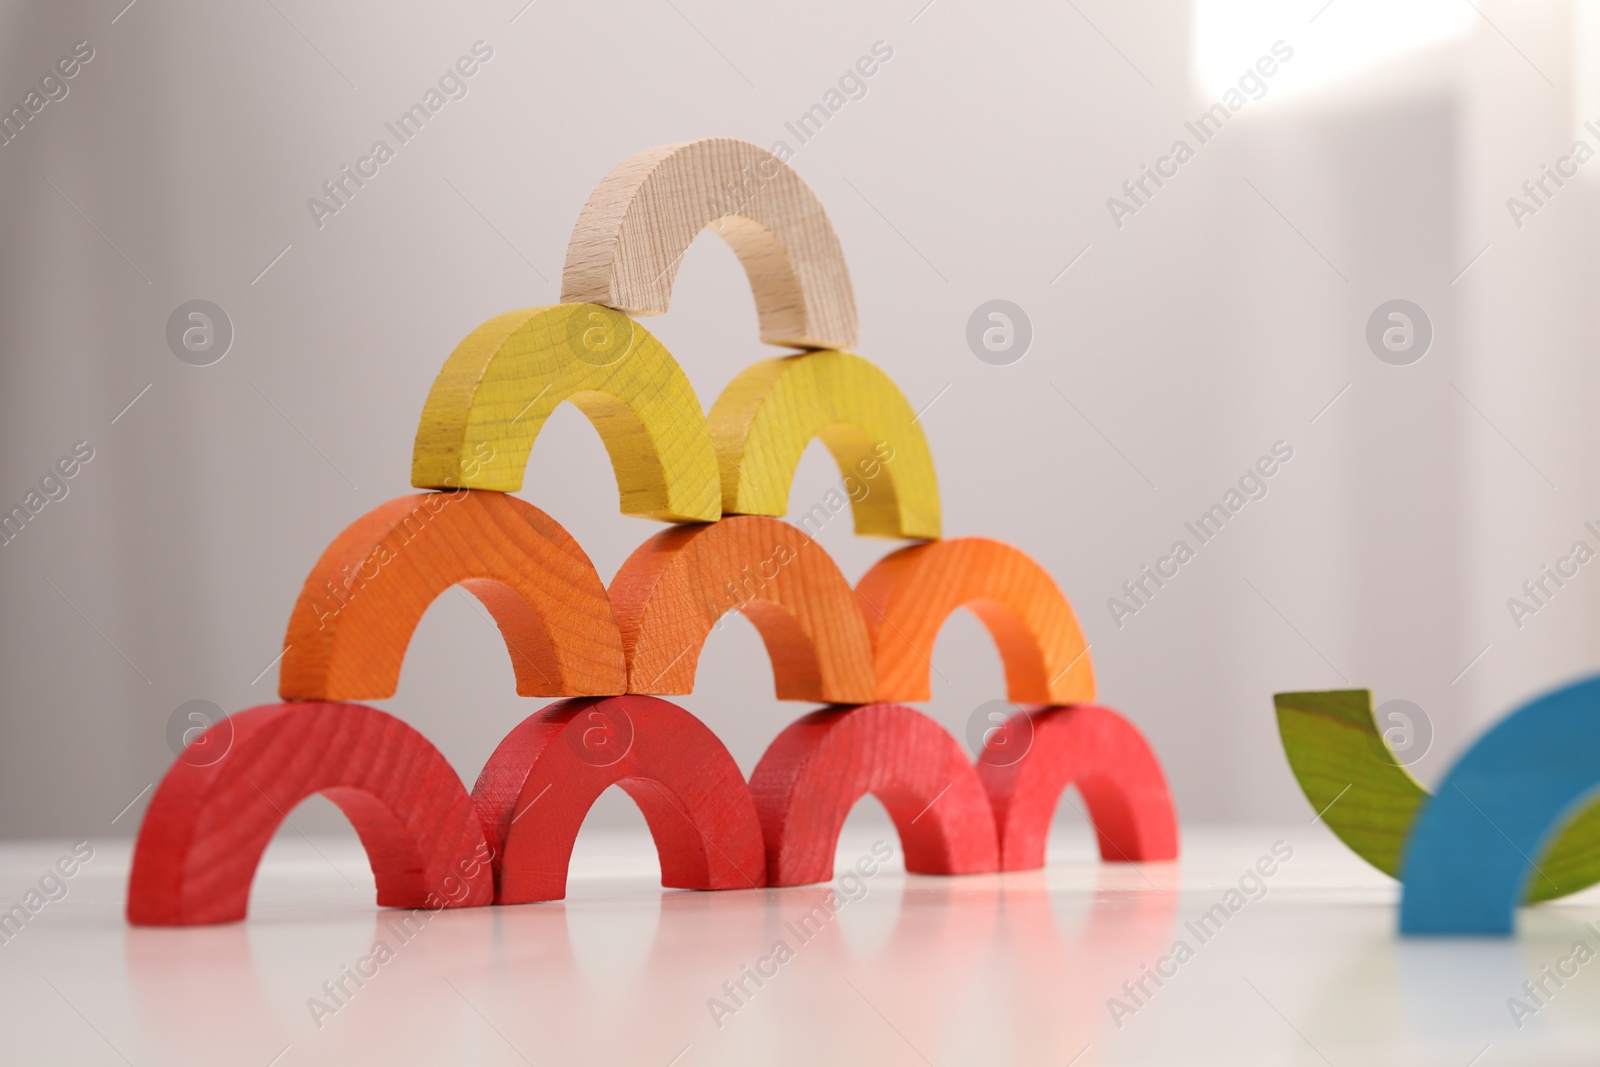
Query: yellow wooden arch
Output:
[[410, 303, 721, 523], [708, 350, 940, 540]]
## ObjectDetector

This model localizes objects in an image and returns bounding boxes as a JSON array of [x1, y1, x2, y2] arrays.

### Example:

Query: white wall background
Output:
[[1, 0, 1597, 839]]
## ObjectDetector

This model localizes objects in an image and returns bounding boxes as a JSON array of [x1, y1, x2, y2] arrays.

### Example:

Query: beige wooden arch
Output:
[[560, 138, 858, 351]]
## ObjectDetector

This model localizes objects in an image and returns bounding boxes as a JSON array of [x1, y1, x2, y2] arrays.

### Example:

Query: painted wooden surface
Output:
[[1275, 688, 1600, 903], [709, 350, 940, 539], [1274, 689, 1427, 880], [977, 704, 1178, 871], [280, 491, 626, 700], [855, 537, 1096, 704], [127, 702, 494, 926], [1399, 675, 1600, 935], [471, 695, 766, 903], [560, 138, 858, 351], [409, 304, 720, 521], [126, 134, 1192, 932], [750, 702, 998, 886], [609, 515, 876, 702]]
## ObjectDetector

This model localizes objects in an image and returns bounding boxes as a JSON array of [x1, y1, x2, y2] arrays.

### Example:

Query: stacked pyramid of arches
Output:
[[129, 139, 1178, 926]]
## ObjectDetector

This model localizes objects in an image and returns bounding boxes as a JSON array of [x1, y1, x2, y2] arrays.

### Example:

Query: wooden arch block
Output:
[[128, 702, 494, 926], [410, 304, 720, 521], [977, 705, 1178, 871], [560, 138, 858, 351], [856, 538, 1095, 704], [1276, 689, 1600, 905], [750, 702, 998, 886], [280, 491, 626, 701], [1400, 675, 1600, 935], [709, 350, 941, 540], [472, 695, 766, 903], [609, 515, 876, 703]]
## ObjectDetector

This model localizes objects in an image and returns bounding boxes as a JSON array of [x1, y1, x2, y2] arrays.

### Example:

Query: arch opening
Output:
[[856, 538, 1095, 704], [410, 304, 720, 522], [977, 705, 1178, 872], [473, 696, 766, 904], [609, 516, 876, 702], [710, 350, 940, 540], [1400, 675, 1600, 934], [128, 702, 493, 926], [560, 138, 858, 350], [750, 703, 998, 887]]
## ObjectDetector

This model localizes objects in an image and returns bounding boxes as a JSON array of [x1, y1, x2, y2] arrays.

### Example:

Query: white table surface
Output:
[[2, 824, 1598, 1066]]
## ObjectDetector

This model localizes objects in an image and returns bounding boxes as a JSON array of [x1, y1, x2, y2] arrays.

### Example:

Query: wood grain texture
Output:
[[609, 515, 876, 702], [856, 538, 1096, 704], [708, 350, 940, 539], [1400, 674, 1600, 934], [409, 304, 721, 521], [750, 702, 998, 886], [560, 139, 858, 351], [280, 491, 626, 701], [1276, 688, 1600, 904], [472, 695, 766, 903], [977, 705, 1178, 871], [128, 702, 494, 926], [1273, 689, 1425, 880]]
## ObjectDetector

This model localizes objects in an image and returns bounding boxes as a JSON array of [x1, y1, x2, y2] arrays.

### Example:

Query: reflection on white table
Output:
[[2, 824, 1599, 1065]]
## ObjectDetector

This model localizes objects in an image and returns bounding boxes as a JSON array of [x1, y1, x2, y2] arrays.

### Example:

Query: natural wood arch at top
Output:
[[560, 139, 859, 351]]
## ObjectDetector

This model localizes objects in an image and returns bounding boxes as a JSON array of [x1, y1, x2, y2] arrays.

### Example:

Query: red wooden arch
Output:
[[279, 491, 626, 700], [856, 537, 1095, 704], [472, 695, 767, 903], [750, 702, 998, 886], [128, 702, 494, 926], [977, 704, 1178, 870], [609, 515, 876, 702]]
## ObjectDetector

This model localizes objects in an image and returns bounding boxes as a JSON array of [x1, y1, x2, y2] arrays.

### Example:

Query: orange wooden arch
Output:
[[855, 538, 1095, 704], [279, 491, 626, 700], [608, 515, 876, 702], [128, 702, 494, 926]]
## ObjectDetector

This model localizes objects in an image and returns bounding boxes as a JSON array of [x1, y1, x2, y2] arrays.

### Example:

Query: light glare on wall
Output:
[[1191, 0, 1472, 102]]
